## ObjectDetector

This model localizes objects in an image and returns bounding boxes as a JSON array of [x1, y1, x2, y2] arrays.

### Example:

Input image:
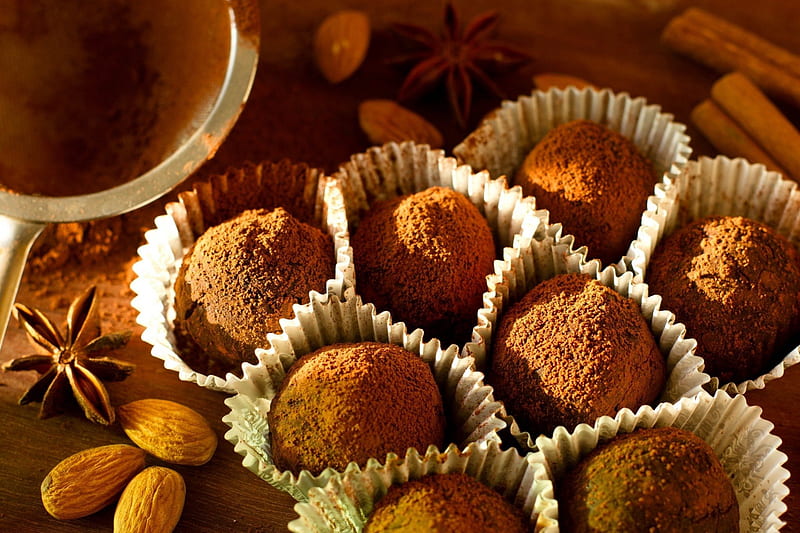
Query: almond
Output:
[[117, 399, 218, 466], [532, 72, 596, 91], [41, 444, 146, 520], [359, 99, 444, 148], [114, 467, 185, 533], [314, 10, 370, 83]]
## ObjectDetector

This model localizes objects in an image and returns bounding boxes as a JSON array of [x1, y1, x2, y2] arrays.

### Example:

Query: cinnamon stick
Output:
[[711, 72, 800, 180], [690, 99, 788, 176], [662, 7, 800, 109]]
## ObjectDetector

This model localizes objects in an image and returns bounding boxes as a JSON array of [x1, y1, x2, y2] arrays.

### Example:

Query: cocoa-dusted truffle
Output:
[[514, 119, 657, 265], [268, 342, 446, 476], [352, 186, 495, 345], [489, 273, 666, 435], [364, 473, 531, 533], [646, 215, 800, 384], [174, 207, 334, 375], [558, 426, 739, 532]]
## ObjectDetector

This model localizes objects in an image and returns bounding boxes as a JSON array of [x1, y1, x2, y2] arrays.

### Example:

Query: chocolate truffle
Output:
[[267, 342, 446, 476], [646, 215, 800, 384], [514, 119, 657, 265], [364, 473, 531, 533], [352, 186, 495, 346], [558, 426, 739, 533], [174, 207, 334, 374], [489, 273, 666, 435]]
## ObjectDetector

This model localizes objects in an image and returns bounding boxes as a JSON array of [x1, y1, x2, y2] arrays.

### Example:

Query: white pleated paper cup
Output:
[[221, 292, 507, 501], [463, 228, 710, 452], [334, 141, 548, 247], [534, 390, 790, 532], [331, 141, 550, 347], [288, 441, 558, 533], [129, 159, 354, 393], [629, 155, 800, 395], [453, 87, 691, 271]]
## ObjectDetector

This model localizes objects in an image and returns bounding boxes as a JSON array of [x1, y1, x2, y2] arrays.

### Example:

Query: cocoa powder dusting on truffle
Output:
[[174, 208, 335, 376], [352, 187, 495, 345], [514, 120, 657, 265], [646, 215, 800, 384], [268, 342, 446, 476], [489, 273, 666, 435], [558, 427, 739, 532], [364, 473, 531, 533]]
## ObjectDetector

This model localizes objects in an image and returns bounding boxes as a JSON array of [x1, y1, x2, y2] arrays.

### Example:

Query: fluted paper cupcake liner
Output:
[[534, 390, 789, 532], [130, 160, 354, 393], [463, 229, 710, 451], [288, 441, 557, 532], [222, 292, 507, 501], [331, 141, 550, 350], [334, 141, 548, 247], [453, 86, 692, 271], [628, 155, 800, 395]]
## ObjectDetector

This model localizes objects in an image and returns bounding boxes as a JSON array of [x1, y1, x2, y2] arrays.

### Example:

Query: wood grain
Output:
[[1, 0, 799, 531]]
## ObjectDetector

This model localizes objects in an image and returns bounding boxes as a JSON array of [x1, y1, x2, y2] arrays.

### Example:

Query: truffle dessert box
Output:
[[131, 160, 353, 393], [628, 156, 800, 394], [454, 86, 692, 272], [332, 140, 550, 350], [464, 219, 710, 451], [222, 292, 508, 500], [288, 440, 557, 532]]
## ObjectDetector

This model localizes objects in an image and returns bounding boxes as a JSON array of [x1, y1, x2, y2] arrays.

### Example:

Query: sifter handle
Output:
[[0, 215, 45, 350]]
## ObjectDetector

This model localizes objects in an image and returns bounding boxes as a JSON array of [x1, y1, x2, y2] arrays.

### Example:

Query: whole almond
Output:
[[359, 99, 444, 148], [532, 72, 595, 91], [117, 399, 217, 466], [314, 10, 370, 83], [114, 467, 186, 533], [41, 444, 146, 519]]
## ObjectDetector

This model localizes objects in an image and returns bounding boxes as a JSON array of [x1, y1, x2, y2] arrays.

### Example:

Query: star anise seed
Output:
[[1, 286, 134, 425], [390, 2, 531, 127]]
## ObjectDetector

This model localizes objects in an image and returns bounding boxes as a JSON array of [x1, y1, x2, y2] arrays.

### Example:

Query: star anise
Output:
[[1, 286, 134, 425], [391, 2, 531, 127]]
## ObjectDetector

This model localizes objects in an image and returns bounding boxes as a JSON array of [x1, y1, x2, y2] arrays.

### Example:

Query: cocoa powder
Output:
[[489, 273, 666, 435], [268, 342, 446, 476], [351, 187, 495, 346], [558, 427, 739, 532], [174, 207, 335, 376], [646, 215, 800, 383], [365, 473, 531, 533], [514, 120, 657, 265]]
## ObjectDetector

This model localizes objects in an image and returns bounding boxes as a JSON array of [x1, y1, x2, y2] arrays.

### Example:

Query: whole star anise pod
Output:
[[2, 286, 134, 425], [391, 2, 531, 127]]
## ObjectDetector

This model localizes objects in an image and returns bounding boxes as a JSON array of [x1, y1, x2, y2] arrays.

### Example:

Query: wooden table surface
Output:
[[1, 1, 799, 531]]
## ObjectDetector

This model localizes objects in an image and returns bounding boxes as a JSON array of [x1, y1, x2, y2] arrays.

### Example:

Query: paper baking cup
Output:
[[288, 440, 558, 533], [464, 229, 710, 451], [331, 140, 550, 349], [534, 390, 790, 532], [629, 155, 800, 395], [130, 160, 354, 393], [453, 87, 692, 270], [221, 292, 507, 501], [334, 141, 548, 246]]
